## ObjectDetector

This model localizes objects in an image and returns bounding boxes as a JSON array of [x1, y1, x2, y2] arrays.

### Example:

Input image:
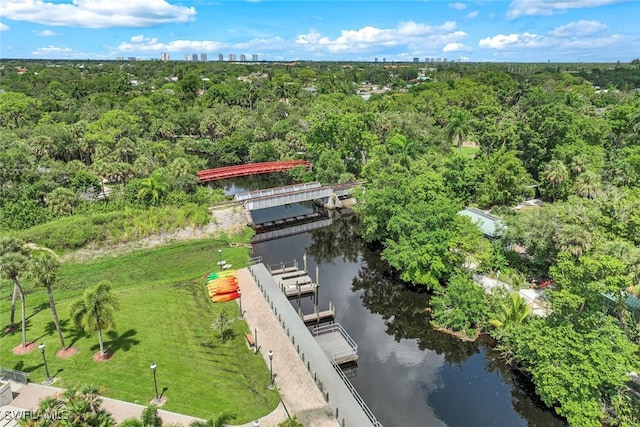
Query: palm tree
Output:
[[21, 384, 116, 427], [542, 159, 569, 186], [387, 134, 419, 169], [188, 412, 236, 427], [0, 237, 26, 330], [554, 223, 592, 257], [445, 109, 475, 154], [46, 187, 79, 216], [489, 292, 533, 330], [69, 281, 120, 357], [29, 253, 68, 351], [138, 173, 168, 206], [0, 237, 30, 347], [573, 170, 602, 199]]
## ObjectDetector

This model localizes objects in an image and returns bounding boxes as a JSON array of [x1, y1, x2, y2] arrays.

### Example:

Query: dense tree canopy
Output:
[[1, 59, 639, 425]]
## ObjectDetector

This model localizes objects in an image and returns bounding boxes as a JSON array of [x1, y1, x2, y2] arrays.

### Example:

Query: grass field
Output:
[[451, 145, 480, 157], [0, 229, 280, 422]]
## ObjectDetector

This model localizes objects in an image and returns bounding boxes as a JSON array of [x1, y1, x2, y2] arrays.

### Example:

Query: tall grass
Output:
[[13, 204, 213, 254]]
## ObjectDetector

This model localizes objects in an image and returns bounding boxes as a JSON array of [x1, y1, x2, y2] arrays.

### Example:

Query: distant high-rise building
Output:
[[374, 57, 378, 63], [229, 53, 236, 61], [252, 54, 258, 61], [184, 54, 190, 61], [128, 57, 137, 61], [240, 54, 246, 62], [382, 58, 386, 63], [218, 53, 224, 61], [413, 57, 419, 63], [192, 53, 198, 62], [115, 56, 124, 61], [201, 53, 207, 62], [160, 52, 170, 61]]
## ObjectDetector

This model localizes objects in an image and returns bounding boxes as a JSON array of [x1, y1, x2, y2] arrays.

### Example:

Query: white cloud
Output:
[[32, 45, 73, 55], [0, 0, 196, 28], [33, 29, 58, 36], [0, 22, 9, 31], [507, 0, 624, 19], [479, 20, 623, 55], [467, 10, 479, 19], [32, 44, 111, 59], [479, 32, 545, 49], [294, 20, 464, 55], [449, 2, 467, 10], [548, 20, 609, 37], [443, 42, 471, 52], [118, 36, 223, 53]]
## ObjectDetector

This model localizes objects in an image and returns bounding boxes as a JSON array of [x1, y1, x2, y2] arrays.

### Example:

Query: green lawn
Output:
[[451, 145, 480, 157], [0, 230, 280, 422]]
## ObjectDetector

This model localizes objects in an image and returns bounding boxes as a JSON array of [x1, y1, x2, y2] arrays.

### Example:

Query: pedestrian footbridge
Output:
[[235, 181, 361, 211]]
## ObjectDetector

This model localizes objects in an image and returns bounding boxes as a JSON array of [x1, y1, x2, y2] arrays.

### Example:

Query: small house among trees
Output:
[[457, 207, 505, 239]]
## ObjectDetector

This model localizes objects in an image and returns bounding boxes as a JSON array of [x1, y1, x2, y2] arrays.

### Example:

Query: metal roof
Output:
[[458, 207, 505, 238]]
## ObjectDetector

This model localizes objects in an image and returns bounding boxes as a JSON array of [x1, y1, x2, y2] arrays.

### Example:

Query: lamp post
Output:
[[254, 327, 258, 355], [268, 350, 274, 390], [238, 289, 243, 318], [38, 343, 52, 384], [253, 420, 260, 427], [218, 249, 223, 271], [150, 363, 159, 403]]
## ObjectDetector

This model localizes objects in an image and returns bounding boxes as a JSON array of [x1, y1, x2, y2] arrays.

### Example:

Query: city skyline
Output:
[[1, 0, 639, 63]]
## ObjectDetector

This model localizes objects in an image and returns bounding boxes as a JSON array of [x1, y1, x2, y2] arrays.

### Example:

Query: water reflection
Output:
[[250, 204, 565, 427]]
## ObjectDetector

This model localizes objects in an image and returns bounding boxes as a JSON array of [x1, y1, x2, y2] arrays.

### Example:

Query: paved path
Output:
[[236, 268, 339, 427], [1, 267, 338, 427], [0, 382, 202, 427]]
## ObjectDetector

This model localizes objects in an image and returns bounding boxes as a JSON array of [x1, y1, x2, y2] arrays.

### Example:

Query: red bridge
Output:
[[197, 160, 312, 183]]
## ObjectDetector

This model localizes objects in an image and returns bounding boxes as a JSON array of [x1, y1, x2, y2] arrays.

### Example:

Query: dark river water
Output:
[[218, 179, 566, 427]]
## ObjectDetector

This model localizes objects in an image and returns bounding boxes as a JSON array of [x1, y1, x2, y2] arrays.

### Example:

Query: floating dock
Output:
[[313, 323, 358, 366], [301, 302, 336, 325], [279, 275, 318, 299]]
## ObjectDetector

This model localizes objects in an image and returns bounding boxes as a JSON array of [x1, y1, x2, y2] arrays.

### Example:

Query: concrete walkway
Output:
[[1, 267, 337, 427], [0, 382, 202, 426], [236, 268, 338, 427]]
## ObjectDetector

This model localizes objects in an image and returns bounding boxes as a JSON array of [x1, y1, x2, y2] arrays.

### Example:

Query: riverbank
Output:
[[61, 205, 250, 263]]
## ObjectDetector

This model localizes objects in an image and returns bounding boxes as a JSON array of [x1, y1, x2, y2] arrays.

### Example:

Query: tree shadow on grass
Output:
[[0, 318, 33, 338], [30, 319, 71, 344], [200, 329, 236, 349], [26, 302, 49, 321], [66, 326, 87, 348], [88, 329, 140, 355]]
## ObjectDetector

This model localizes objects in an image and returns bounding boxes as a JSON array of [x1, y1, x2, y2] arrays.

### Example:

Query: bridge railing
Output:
[[234, 181, 322, 202]]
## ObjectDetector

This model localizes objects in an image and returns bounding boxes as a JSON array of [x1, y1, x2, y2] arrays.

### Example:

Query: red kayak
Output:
[[206, 277, 238, 286], [208, 284, 239, 296], [211, 291, 240, 302]]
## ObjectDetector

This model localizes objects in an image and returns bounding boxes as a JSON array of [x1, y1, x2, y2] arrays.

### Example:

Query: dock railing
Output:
[[246, 256, 263, 266], [312, 323, 358, 363], [330, 359, 383, 427], [268, 259, 299, 274]]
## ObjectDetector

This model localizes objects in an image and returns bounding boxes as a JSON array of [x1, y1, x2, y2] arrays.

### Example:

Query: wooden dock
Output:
[[312, 323, 358, 365], [283, 282, 318, 299], [269, 260, 300, 276], [301, 302, 335, 325]]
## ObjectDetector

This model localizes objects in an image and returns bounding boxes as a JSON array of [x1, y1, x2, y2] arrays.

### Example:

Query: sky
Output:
[[0, 0, 639, 62]]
